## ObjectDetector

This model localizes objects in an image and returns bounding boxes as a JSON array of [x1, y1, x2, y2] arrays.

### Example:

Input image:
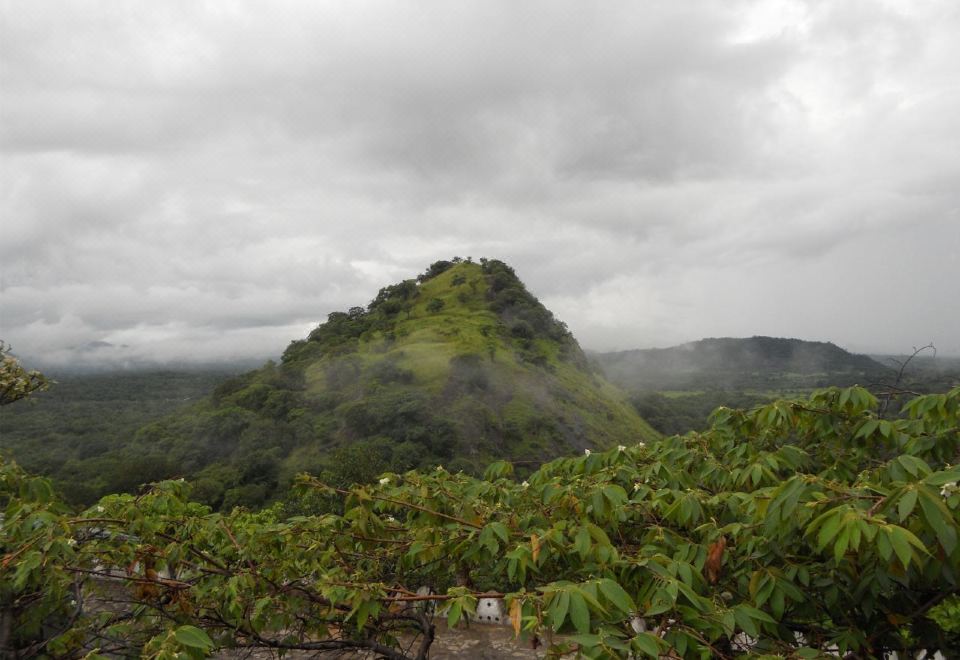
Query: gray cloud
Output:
[[1, 0, 958, 368]]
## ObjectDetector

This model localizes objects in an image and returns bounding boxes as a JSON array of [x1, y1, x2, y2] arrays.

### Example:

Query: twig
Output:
[[220, 520, 257, 573], [313, 481, 484, 529], [880, 343, 936, 418]]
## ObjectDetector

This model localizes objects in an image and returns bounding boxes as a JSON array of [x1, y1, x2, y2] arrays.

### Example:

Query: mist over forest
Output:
[[2, 2, 959, 658]]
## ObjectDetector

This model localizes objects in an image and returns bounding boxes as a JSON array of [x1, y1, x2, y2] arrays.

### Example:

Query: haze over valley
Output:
[[2, 3, 960, 657], [2, 2, 959, 369]]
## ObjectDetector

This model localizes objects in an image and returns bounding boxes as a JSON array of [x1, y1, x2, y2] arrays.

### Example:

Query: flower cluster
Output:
[[941, 481, 958, 500]]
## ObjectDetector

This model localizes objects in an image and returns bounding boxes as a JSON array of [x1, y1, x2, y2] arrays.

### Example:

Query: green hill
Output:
[[595, 336, 892, 393], [85, 259, 655, 509]]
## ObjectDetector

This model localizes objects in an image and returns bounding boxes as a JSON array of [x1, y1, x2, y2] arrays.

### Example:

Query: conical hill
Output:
[[132, 259, 658, 509]]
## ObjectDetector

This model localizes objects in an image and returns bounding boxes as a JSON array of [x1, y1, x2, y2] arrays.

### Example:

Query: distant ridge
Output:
[[595, 336, 892, 392]]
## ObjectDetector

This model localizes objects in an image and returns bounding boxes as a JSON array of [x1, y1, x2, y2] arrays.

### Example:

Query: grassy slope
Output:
[[296, 262, 655, 469]]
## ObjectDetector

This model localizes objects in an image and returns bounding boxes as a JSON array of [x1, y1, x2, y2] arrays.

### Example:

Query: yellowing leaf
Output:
[[509, 598, 522, 637]]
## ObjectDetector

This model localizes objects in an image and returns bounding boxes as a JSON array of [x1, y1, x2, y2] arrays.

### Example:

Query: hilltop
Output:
[[38, 259, 655, 509]]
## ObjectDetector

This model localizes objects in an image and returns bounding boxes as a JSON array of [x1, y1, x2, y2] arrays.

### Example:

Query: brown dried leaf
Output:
[[705, 536, 727, 584], [509, 598, 522, 637]]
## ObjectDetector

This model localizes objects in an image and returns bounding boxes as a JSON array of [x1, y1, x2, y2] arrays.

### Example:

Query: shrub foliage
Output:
[[3, 380, 960, 657]]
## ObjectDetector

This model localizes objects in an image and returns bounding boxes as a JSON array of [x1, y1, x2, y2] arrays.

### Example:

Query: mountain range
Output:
[[595, 336, 892, 392]]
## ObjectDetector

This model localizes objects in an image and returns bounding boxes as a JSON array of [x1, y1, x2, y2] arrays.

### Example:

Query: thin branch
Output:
[[220, 520, 257, 573], [880, 343, 936, 417], [311, 481, 484, 529]]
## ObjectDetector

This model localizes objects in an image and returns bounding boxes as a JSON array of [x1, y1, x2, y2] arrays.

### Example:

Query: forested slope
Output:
[[2, 259, 655, 509]]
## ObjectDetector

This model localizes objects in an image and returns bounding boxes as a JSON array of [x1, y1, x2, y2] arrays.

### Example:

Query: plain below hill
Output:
[[595, 336, 893, 394], [17, 258, 656, 510]]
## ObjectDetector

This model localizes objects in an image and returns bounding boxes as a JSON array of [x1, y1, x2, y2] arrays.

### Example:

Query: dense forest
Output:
[[1, 260, 655, 511], [0, 369, 237, 504], [4, 356, 959, 657], [2, 261, 959, 658]]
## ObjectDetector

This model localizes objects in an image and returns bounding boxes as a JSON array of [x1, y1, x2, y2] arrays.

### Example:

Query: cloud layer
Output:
[[2, 0, 958, 367]]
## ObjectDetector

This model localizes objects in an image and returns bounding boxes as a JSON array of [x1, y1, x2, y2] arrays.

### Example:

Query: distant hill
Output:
[[595, 336, 892, 392], [19, 259, 654, 509]]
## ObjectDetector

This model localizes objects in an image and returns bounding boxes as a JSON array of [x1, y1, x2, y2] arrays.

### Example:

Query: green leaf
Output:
[[856, 419, 879, 439], [12, 551, 41, 591], [738, 604, 776, 624], [816, 511, 843, 550], [447, 600, 463, 628], [770, 588, 785, 620], [876, 528, 893, 561], [602, 484, 628, 507], [586, 522, 612, 547], [576, 583, 607, 614], [569, 591, 590, 634], [925, 468, 960, 486], [888, 527, 914, 568], [632, 632, 661, 658], [252, 597, 272, 625], [549, 590, 570, 630], [721, 610, 736, 636], [488, 521, 509, 544], [574, 526, 591, 560], [568, 633, 601, 649], [483, 461, 513, 480], [174, 625, 214, 650], [919, 490, 958, 554], [834, 526, 851, 563], [599, 578, 636, 614], [645, 591, 673, 616], [898, 455, 931, 478], [733, 606, 759, 637], [898, 489, 918, 522]]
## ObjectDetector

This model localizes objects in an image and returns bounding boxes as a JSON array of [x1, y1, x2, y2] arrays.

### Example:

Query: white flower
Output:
[[617, 445, 626, 452], [637, 441, 646, 447], [584, 449, 591, 456], [521, 481, 530, 489], [379, 477, 390, 485], [436, 465, 445, 472], [633, 482, 642, 492], [941, 481, 958, 498], [96, 505, 105, 513], [67, 538, 77, 546], [385, 515, 397, 523]]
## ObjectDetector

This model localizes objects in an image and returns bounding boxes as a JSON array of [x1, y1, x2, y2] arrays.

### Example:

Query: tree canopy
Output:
[[3, 384, 959, 658], [0, 342, 50, 407]]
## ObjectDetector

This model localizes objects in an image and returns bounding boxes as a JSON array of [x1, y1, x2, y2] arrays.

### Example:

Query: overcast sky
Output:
[[1, 0, 958, 368]]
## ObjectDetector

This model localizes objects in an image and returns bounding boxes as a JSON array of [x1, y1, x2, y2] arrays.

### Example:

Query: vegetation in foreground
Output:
[[4, 370, 958, 657]]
